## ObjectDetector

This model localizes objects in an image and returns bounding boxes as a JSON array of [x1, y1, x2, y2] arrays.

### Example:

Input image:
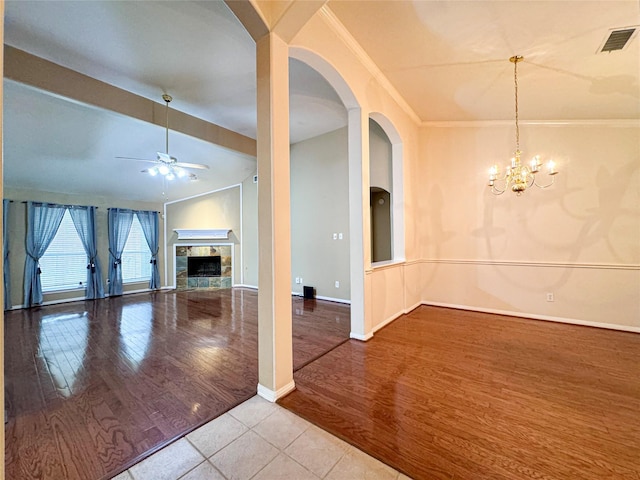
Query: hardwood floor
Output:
[[279, 306, 640, 480], [4, 288, 350, 480]]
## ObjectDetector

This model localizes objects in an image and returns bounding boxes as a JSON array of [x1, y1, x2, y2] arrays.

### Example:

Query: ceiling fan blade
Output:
[[116, 156, 157, 162], [174, 162, 210, 170]]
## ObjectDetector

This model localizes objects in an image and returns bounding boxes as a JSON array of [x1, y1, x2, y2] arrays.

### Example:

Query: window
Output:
[[40, 210, 87, 292], [121, 215, 151, 283]]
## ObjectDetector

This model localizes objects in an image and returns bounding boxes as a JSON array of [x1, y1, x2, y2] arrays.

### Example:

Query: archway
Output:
[[289, 47, 368, 340]]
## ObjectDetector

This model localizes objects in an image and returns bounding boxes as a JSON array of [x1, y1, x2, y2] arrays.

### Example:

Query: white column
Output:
[[256, 32, 295, 401], [348, 108, 373, 340]]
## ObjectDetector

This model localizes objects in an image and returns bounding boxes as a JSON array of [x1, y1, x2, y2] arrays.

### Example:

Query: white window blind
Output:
[[122, 215, 151, 283], [40, 210, 87, 292]]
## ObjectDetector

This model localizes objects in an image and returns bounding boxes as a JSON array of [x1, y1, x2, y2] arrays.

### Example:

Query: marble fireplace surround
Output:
[[175, 243, 233, 290]]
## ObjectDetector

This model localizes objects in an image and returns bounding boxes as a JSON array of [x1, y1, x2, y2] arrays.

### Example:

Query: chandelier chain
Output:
[[514, 58, 519, 152]]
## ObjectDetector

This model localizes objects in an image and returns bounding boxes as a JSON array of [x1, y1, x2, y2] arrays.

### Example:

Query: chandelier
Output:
[[488, 55, 558, 196]]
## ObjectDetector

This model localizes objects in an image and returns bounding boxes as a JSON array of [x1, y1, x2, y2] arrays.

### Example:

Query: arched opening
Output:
[[289, 47, 367, 339], [369, 113, 405, 264], [370, 187, 392, 263], [369, 118, 393, 263]]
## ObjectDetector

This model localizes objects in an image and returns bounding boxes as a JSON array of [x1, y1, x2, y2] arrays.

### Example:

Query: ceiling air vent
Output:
[[599, 27, 637, 52]]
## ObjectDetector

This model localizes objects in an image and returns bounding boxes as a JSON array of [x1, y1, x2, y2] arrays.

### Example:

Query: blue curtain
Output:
[[136, 210, 160, 290], [108, 208, 133, 296], [69, 206, 105, 300], [3, 199, 11, 310], [23, 202, 66, 307]]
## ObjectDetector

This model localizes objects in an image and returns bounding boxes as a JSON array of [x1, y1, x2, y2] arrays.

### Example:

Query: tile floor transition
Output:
[[111, 395, 411, 480]]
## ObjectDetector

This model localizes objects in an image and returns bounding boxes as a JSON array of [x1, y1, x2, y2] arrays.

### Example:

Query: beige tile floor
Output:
[[112, 395, 411, 480]]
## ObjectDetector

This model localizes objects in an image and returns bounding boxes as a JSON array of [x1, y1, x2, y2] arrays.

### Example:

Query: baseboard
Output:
[[257, 380, 296, 402], [404, 301, 423, 314], [315, 295, 351, 304], [421, 301, 640, 334], [235, 284, 258, 290], [350, 331, 374, 341]]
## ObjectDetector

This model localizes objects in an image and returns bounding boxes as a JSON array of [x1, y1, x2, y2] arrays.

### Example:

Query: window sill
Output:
[[42, 286, 85, 295]]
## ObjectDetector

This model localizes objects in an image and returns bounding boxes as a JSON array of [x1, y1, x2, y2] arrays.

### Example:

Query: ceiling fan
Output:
[[116, 94, 210, 180]]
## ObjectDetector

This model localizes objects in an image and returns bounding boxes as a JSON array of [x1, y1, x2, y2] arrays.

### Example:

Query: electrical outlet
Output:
[[335, 280, 340, 288], [295, 277, 300, 284], [333, 233, 337, 240], [546, 293, 554, 302], [338, 233, 343, 240], [299, 278, 303, 285]]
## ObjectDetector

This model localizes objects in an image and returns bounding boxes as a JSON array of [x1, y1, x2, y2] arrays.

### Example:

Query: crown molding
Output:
[[318, 6, 422, 125]]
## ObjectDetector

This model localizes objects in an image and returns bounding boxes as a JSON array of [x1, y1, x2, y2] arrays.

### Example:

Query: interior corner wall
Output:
[[418, 122, 640, 329], [165, 185, 242, 287], [242, 172, 258, 287], [290, 127, 350, 300], [4, 187, 164, 307]]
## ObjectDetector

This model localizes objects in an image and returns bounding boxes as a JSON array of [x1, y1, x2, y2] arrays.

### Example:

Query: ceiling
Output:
[[4, 1, 639, 203], [329, 0, 640, 122]]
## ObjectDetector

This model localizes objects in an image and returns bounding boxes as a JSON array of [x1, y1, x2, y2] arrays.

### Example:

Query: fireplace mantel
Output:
[[174, 229, 231, 240]]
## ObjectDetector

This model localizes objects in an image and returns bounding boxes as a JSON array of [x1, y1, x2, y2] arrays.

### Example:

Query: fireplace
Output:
[[175, 244, 232, 290], [188, 256, 221, 277]]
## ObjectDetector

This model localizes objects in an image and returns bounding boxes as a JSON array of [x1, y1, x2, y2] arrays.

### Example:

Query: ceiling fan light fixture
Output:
[[166, 172, 176, 181], [148, 166, 158, 176], [176, 167, 187, 178], [158, 164, 170, 176]]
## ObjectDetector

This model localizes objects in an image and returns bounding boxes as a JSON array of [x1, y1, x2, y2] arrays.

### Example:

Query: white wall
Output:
[[290, 127, 350, 300], [419, 122, 640, 329]]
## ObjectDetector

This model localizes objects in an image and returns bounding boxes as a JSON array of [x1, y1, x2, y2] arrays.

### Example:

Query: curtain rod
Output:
[[108, 208, 161, 214], [21, 201, 98, 209]]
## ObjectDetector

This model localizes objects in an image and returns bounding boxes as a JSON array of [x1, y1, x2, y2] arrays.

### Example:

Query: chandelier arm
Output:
[[533, 175, 556, 189], [527, 172, 535, 188], [490, 186, 507, 195]]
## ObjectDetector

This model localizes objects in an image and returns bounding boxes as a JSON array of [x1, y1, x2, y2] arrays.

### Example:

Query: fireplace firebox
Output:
[[188, 256, 222, 277]]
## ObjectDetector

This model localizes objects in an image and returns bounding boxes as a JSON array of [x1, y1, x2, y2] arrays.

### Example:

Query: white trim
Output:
[[350, 331, 373, 341], [421, 119, 640, 128], [257, 381, 296, 402], [173, 229, 231, 240], [164, 183, 242, 206], [373, 311, 404, 333], [404, 300, 422, 315], [369, 259, 406, 272], [315, 295, 351, 305], [420, 258, 639, 271], [421, 301, 640, 334], [234, 284, 258, 290]]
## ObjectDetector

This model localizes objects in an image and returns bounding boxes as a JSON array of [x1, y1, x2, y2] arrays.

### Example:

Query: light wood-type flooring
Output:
[[4, 288, 351, 480], [280, 306, 640, 480]]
